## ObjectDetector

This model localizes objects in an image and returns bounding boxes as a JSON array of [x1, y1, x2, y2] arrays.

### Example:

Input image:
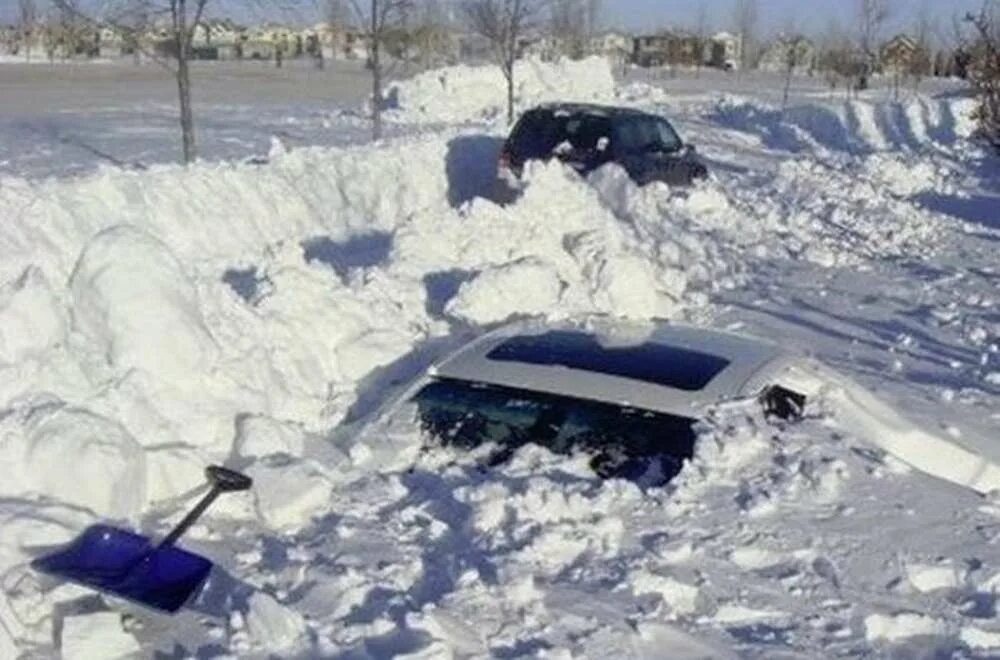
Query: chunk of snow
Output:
[[68, 225, 217, 383], [0, 267, 65, 365], [245, 592, 307, 650], [249, 458, 333, 532], [628, 571, 701, 616], [961, 626, 1000, 650], [906, 562, 965, 593], [445, 259, 563, 325], [864, 612, 947, 642], [0, 404, 146, 521], [60, 612, 141, 660], [234, 415, 306, 460]]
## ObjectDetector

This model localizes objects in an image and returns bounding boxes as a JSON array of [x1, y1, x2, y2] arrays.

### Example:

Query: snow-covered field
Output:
[[1, 57, 1000, 658]]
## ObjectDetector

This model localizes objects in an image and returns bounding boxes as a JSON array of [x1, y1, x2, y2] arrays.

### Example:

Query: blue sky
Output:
[[0, 0, 982, 42]]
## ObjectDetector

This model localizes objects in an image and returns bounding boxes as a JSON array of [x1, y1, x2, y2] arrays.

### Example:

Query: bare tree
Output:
[[780, 37, 807, 109], [462, 0, 544, 125], [339, 0, 414, 141], [908, 2, 933, 93], [694, 3, 708, 77], [856, 0, 891, 90], [52, 0, 210, 165], [18, 0, 37, 61], [585, 0, 601, 37], [550, 0, 587, 59], [964, 2, 1000, 148], [412, 0, 453, 68], [732, 0, 758, 72]]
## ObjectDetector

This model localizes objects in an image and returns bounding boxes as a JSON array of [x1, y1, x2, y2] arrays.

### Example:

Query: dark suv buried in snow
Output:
[[496, 103, 708, 198]]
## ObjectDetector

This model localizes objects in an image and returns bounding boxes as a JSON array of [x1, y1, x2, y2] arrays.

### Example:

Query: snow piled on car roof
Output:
[[1, 59, 999, 657]]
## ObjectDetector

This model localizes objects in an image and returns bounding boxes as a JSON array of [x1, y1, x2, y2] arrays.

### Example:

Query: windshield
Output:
[[614, 116, 683, 154], [411, 378, 696, 485]]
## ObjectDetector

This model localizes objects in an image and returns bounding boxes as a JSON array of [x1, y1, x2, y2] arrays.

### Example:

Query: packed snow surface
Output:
[[1, 56, 1000, 658]]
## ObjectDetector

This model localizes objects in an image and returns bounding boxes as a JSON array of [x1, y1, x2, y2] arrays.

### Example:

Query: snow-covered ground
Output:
[[1, 57, 999, 658]]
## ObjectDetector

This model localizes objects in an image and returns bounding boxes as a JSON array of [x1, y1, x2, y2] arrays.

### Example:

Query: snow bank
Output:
[[69, 225, 218, 384], [384, 56, 616, 124], [709, 95, 978, 154], [0, 131, 708, 634], [0, 403, 146, 522]]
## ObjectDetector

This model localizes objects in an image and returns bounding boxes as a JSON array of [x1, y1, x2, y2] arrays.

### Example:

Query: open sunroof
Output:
[[486, 331, 730, 392]]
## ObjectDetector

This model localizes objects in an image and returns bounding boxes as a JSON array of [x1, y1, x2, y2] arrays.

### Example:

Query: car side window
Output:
[[512, 111, 559, 160]]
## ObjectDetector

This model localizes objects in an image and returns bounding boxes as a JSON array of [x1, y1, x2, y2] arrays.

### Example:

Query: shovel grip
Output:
[[206, 465, 253, 492], [157, 465, 252, 549]]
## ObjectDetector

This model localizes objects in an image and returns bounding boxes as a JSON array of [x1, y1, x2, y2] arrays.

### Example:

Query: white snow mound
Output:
[[385, 56, 615, 124]]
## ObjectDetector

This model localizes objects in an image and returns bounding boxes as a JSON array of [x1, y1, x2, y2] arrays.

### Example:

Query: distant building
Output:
[[633, 31, 702, 68], [880, 34, 930, 76], [588, 31, 631, 64], [758, 35, 816, 74], [1, 24, 17, 54], [707, 31, 741, 69]]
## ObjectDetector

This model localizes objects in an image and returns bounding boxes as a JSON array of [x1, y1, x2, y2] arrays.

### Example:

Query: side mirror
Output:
[[684, 143, 697, 155]]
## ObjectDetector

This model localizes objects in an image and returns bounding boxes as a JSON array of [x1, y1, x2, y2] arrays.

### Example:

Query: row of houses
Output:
[[0, 19, 378, 63], [633, 31, 742, 69], [0, 19, 953, 80]]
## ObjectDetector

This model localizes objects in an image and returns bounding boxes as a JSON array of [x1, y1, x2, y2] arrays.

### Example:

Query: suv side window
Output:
[[511, 110, 560, 160]]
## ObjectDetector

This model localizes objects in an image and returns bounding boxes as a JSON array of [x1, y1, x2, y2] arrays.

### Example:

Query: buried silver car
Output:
[[366, 318, 1000, 495]]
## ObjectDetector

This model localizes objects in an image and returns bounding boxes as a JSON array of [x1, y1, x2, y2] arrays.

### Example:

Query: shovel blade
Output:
[[32, 525, 213, 613]]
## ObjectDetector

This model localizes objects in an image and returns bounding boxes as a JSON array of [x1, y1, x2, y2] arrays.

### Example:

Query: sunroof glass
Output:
[[486, 331, 730, 391]]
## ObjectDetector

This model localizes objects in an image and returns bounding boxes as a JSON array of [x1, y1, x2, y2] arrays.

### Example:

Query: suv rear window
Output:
[[412, 378, 696, 485], [486, 331, 730, 391]]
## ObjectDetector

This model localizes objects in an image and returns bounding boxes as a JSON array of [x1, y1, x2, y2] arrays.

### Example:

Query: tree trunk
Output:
[[371, 14, 383, 141], [175, 4, 196, 165], [783, 67, 792, 109], [177, 55, 196, 164], [505, 65, 514, 125]]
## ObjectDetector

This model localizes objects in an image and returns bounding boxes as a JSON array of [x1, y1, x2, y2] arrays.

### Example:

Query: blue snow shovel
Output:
[[31, 465, 252, 613]]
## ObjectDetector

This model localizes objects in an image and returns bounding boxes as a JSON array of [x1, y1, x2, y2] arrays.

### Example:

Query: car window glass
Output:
[[486, 331, 730, 391], [558, 115, 612, 153], [614, 116, 682, 153], [412, 378, 696, 485], [512, 112, 559, 158]]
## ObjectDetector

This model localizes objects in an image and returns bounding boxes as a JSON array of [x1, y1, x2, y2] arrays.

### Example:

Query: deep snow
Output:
[[1, 56, 999, 658]]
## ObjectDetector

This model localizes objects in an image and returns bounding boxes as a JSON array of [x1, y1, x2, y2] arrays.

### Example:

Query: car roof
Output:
[[529, 102, 655, 119], [430, 318, 802, 419]]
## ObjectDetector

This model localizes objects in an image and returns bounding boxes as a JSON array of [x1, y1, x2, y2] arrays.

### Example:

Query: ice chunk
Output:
[[69, 225, 217, 383], [246, 592, 307, 650], [0, 267, 65, 365], [0, 404, 146, 521], [864, 612, 947, 642], [249, 458, 333, 532], [61, 612, 141, 660], [235, 415, 306, 460], [446, 258, 563, 325]]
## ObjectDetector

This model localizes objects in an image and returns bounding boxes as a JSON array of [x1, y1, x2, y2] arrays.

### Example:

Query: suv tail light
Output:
[[497, 146, 518, 187], [497, 146, 512, 173]]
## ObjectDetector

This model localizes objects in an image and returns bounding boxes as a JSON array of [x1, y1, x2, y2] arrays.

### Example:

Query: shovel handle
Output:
[[157, 465, 252, 549]]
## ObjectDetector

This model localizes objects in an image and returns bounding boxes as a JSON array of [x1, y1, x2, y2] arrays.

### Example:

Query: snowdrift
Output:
[[383, 56, 616, 124], [710, 95, 978, 155]]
